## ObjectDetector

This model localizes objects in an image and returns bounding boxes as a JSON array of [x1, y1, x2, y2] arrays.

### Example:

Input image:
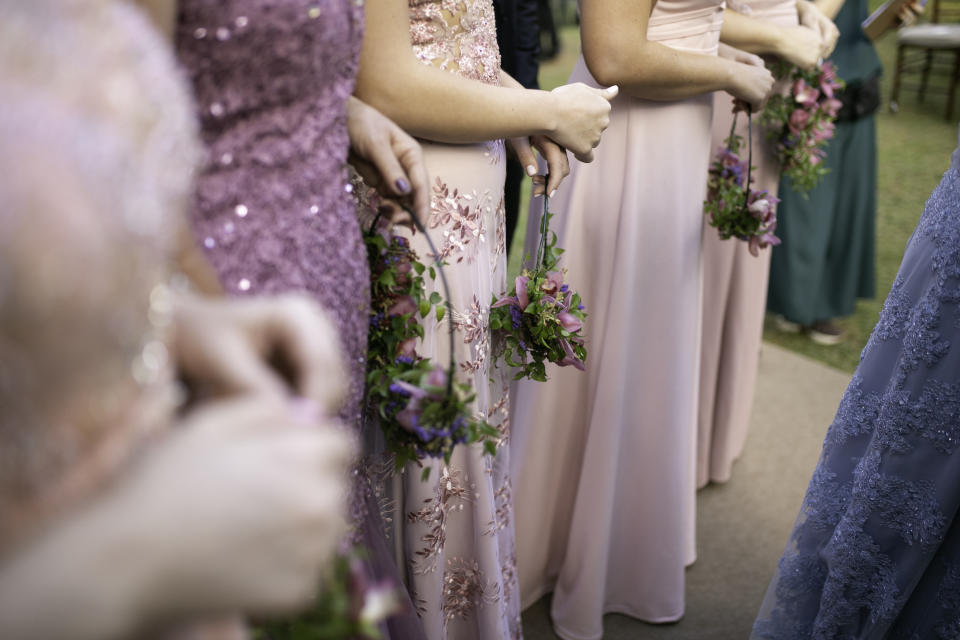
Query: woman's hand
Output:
[[507, 135, 571, 198], [172, 294, 346, 412], [547, 83, 618, 162], [0, 396, 354, 640], [347, 96, 430, 224], [773, 25, 823, 69], [796, 0, 839, 58], [718, 42, 766, 67], [727, 59, 776, 109]]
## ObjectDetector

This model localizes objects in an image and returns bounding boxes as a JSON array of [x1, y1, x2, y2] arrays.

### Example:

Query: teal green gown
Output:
[[766, 0, 882, 325]]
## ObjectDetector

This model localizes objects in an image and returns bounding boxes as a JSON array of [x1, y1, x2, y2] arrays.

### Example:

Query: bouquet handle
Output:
[[534, 176, 551, 269]]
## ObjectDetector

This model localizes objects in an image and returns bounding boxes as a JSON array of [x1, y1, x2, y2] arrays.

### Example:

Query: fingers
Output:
[[573, 148, 595, 163], [509, 137, 538, 177], [394, 134, 430, 223], [600, 84, 619, 100], [266, 297, 347, 413], [533, 137, 570, 197], [364, 132, 413, 201]]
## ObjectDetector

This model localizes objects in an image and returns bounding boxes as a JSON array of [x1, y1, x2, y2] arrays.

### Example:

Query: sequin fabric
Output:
[[176, 0, 368, 433], [752, 135, 960, 639], [0, 0, 198, 552]]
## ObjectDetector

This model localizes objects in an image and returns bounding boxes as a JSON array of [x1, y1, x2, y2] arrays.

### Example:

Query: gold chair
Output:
[[890, 0, 960, 120]]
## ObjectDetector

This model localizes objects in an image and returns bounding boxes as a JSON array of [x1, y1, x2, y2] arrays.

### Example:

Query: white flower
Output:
[[360, 585, 401, 625]]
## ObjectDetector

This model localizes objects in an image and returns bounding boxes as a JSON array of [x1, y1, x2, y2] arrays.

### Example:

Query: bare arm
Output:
[[580, 0, 774, 105], [810, 0, 845, 21], [355, 0, 615, 160], [721, 9, 822, 69]]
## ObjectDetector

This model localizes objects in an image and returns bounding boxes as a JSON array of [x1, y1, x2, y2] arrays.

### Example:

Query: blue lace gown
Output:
[[752, 132, 960, 639]]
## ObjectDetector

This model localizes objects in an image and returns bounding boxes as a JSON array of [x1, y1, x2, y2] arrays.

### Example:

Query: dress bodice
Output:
[[0, 0, 198, 553], [647, 0, 724, 54], [739, 0, 799, 26], [409, 0, 502, 85]]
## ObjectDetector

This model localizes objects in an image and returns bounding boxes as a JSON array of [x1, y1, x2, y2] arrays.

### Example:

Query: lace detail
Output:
[[753, 160, 960, 638], [409, 0, 501, 85]]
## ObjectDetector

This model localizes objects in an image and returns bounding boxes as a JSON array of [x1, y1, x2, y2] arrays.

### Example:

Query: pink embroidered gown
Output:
[[697, 0, 798, 488], [388, 0, 520, 637], [510, 0, 723, 637]]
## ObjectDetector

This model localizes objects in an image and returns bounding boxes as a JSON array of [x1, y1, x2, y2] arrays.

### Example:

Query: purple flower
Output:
[[557, 338, 586, 370], [558, 311, 583, 333], [510, 305, 523, 329], [388, 295, 418, 318], [516, 275, 530, 309]]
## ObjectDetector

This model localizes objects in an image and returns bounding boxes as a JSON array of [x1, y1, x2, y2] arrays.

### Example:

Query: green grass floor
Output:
[[509, 21, 959, 373]]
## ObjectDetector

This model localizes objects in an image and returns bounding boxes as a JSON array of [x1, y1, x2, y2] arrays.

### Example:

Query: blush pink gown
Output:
[[384, 0, 520, 637], [510, 0, 723, 637], [697, 0, 798, 488]]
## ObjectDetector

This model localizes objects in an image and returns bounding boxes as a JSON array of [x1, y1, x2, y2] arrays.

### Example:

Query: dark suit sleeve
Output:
[[512, 0, 540, 89]]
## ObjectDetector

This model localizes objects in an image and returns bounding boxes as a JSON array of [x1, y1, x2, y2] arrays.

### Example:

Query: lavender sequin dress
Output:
[[176, 0, 368, 430], [177, 4, 425, 638]]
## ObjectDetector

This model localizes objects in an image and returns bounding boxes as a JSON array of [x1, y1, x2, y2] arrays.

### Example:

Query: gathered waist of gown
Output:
[[746, 0, 798, 25], [647, 3, 724, 53]]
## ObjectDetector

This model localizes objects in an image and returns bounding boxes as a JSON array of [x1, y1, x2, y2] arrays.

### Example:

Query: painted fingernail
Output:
[[526, 164, 537, 176], [549, 190, 558, 199], [395, 178, 411, 194]]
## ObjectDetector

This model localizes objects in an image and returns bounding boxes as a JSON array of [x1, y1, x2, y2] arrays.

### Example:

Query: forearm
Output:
[[355, 0, 558, 143], [721, 9, 787, 56], [808, 0, 844, 21], [583, 37, 738, 101], [356, 57, 556, 143], [134, 0, 177, 39]]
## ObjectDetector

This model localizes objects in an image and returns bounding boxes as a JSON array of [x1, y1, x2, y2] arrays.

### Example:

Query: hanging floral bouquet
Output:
[[759, 62, 844, 192], [490, 198, 587, 382], [365, 218, 498, 478], [257, 550, 402, 640], [704, 102, 781, 256]]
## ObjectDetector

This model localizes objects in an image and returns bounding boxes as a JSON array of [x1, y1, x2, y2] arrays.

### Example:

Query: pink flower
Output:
[[748, 197, 773, 219], [793, 79, 819, 108], [789, 108, 810, 135], [395, 260, 413, 285], [397, 338, 418, 359], [822, 98, 843, 118], [388, 295, 417, 317], [516, 275, 530, 309], [426, 365, 447, 389], [810, 153, 823, 166], [541, 271, 564, 297], [558, 311, 583, 333]]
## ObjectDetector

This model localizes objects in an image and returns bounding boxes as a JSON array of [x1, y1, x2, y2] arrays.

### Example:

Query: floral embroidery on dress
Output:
[[442, 557, 499, 621], [451, 295, 489, 373], [408, 0, 501, 86], [483, 478, 513, 536], [408, 466, 473, 574], [429, 178, 496, 263]]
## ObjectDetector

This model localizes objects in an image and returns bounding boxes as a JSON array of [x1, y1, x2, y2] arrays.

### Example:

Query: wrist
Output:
[[537, 89, 562, 137]]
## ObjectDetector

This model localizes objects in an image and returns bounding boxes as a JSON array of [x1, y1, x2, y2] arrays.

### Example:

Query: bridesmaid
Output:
[[354, 1, 615, 637], [697, 3, 836, 488], [753, 128, 960, 640], [508, 0, 774, 637], [174, 3, 431, 637]]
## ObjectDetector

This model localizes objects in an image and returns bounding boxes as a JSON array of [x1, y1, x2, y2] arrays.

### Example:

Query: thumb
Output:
[[510, 137, 539, 177], [600, 85, 619, 100]]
